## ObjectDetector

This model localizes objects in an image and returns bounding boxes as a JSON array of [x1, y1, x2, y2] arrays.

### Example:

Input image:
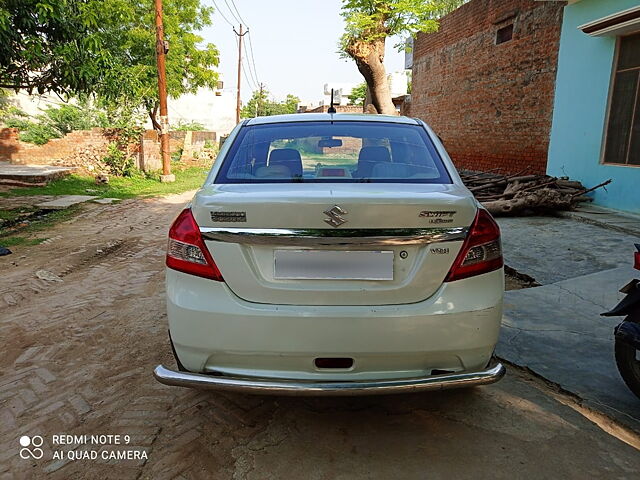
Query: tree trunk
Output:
[[346, 39, 397, 116], [149, 103, 161, 131]]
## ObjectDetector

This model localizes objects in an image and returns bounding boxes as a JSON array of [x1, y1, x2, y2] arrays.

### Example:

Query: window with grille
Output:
[[604, 32, 640, 166], [496, 24, 513, 45]]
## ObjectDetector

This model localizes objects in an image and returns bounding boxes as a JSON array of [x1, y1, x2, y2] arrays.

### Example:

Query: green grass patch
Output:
[[0, 166, 210, 200], [0, 208, 31, 222], [0, 236, 46, 247], [0, 206, 79, 248]]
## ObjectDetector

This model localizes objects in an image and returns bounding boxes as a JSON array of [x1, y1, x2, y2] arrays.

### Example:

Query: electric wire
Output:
[[234, 35, 257, 92], [223, 0, 242, 24], [213, 0, 261, 97], [211, 0, 235, 28], [227, 0, 260, 91], [228, 0, 247, 26], [243, 40, 259, 88], [246, 31, 260, 86]]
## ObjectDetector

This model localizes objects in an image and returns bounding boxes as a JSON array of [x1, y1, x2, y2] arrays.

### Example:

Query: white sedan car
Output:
[[154, 113, 505, 395]]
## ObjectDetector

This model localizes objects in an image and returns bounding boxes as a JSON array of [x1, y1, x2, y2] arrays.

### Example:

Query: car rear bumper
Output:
[[164, 268, 503, 381], [153, 362, 506, 396]]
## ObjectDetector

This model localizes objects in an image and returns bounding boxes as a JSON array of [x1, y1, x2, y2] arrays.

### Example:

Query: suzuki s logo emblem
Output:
[[323, 205, 348, 227]]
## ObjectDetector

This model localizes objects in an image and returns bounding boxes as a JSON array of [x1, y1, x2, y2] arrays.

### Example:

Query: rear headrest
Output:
[[268, 148, 302, 177], [358, 146, 391, 163]]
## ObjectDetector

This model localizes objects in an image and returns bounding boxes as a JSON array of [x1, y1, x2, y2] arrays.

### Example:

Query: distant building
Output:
[[320, 83, 358, 106], [407, 0, 564, 175], [388, 70, 410, 98], [164, 85, 236, 136], [6, 91, 68, 116], [305, 73, 410, 113], [546, 0, 640, 212]]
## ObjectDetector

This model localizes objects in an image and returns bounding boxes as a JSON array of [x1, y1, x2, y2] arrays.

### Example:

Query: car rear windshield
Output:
[[215, 121, 452, 184]]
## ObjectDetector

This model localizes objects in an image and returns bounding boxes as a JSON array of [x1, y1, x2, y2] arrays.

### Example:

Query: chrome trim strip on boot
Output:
[[199, 227, 468, 246]]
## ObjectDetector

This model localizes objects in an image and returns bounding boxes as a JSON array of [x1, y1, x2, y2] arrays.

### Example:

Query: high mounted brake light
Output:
[[445, 209, 503, 282], [166, 209, 223, 281]]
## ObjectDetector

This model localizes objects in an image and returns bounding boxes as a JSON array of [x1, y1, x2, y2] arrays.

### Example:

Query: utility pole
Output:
[[257, 82, 264, 117], [154, 0, 174, 182], [234, 25, 248, 124]]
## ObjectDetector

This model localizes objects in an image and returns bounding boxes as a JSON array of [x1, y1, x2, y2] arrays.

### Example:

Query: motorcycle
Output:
[[601, 244, 640, 399]]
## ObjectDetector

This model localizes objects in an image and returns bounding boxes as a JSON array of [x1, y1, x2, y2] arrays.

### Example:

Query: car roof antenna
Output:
[[327, 88, 337, 114]]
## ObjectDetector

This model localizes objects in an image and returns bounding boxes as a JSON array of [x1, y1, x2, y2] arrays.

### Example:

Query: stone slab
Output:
[[561, 205, 640, 237], [0, 164, 75, 183], [92, 198, 121, 205], [497, 216, 638, 284], [37, 195, 98, 210], [497, 265, 640, 432]]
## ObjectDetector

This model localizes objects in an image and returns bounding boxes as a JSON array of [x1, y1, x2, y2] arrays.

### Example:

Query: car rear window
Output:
[[215, 121, 452, 184]]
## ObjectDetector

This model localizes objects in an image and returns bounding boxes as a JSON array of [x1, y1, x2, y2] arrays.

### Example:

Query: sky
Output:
[[199, 0, 406, 104]]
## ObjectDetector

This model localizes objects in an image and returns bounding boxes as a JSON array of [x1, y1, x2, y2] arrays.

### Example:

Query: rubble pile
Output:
[[459, 170, 612, 216], [49, 144, 111, 176]]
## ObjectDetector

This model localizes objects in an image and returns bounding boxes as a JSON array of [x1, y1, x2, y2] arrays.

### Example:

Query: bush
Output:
[[1, 99, 109, 144], [103, 142, 135, 176], [16, 122, 62, 145], [172, 121, 205, 131], [40, 104, 103, 135]]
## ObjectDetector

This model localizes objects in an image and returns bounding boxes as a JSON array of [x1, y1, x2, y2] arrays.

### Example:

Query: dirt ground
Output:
[[1, 192, 640, 479]]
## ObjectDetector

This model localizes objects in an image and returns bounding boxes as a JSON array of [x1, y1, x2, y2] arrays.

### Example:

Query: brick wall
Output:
[[410, 0, 565, 174], [0, 127, 114, 165]]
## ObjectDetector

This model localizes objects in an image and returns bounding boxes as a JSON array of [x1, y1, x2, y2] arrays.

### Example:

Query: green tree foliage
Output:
[[172, 121, 206, 131], [101, 0, 220, 129], [1, 100, 107, 144], [0, 0, 219, 128], [241, 90, 300, 118], [348, 83, 367, 106], [339, 0, 466, 114], [241, 89, 268, 118], [0, 1, 98, 94]]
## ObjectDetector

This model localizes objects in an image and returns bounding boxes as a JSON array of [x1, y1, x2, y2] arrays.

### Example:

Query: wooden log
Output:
[[572, 195, 594, 203], [556, 179, 584, 189], [483, 188, 574, 216], [572, 179, 612, 197], [505, 175, 540, 183]]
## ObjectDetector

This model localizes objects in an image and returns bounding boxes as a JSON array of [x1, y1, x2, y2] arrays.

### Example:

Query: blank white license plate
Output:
[[274, 250, 394, 280]]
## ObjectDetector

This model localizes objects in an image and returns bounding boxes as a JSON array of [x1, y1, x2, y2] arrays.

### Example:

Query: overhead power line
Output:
[[246, 31, 260, 85], [228, 0, 247, 26], [233, 34, 256, 92], [243, 39, 259, 87], [223, 0, 242, 24], [211, 0, 235, 28]]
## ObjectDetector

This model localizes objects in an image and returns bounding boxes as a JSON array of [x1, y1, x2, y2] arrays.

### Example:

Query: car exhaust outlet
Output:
[[314, 358, 354, 369]]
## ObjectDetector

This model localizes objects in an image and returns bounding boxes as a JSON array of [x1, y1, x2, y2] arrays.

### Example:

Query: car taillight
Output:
[[166, 208, 223, 281], [634, 244, 640, 270], [445, 209, 503, 282]]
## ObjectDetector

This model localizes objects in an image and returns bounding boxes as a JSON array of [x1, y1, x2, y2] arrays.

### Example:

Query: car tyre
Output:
[[615, 337, 640, 400]]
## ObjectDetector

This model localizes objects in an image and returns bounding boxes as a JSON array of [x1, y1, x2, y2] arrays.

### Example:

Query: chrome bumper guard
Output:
[[153, 363, 506, 396]]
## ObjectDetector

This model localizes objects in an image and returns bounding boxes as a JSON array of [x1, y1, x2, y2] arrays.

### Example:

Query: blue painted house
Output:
[[547, 0, 640, 213]]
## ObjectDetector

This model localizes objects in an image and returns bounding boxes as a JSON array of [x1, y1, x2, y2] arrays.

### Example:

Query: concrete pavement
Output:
[[0, 163, 74, 184], [497, 214, 640, 432]]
